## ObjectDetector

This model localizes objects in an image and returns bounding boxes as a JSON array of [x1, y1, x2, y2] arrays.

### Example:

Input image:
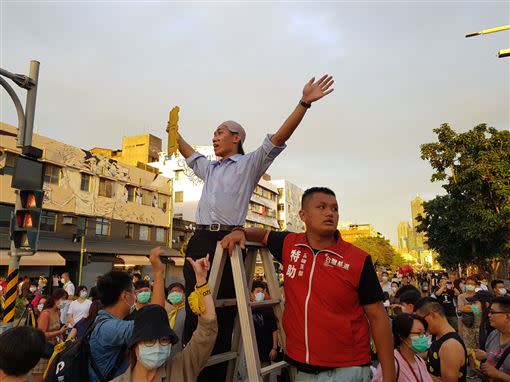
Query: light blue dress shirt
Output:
[[186, 134, 286, 225]]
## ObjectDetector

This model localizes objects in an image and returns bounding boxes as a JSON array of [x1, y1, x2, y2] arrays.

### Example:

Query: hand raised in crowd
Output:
[[220, 230, 246, 256], [269, 348, 278, 361], [187, 254, 210, 285], [301, 74, 334, 104], [149, 246, 166, 275]]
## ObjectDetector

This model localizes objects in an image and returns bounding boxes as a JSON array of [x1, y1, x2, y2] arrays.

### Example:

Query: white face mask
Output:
[[255, 292, 265, 303], [383, 300, 390, 307], [29, 287, 37, 293], [138, 343, 172, 370], [80, 290, 88, 299], [382, 276, 388, 282], [37, 304, 44, 312], [499, 288, 507, 296]]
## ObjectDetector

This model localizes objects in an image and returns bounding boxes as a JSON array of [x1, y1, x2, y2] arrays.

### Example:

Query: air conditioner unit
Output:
[[62, 215, 75, 225]]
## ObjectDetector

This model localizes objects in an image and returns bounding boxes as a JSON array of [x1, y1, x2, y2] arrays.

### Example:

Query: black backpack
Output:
[[43, 316, 126, 382]]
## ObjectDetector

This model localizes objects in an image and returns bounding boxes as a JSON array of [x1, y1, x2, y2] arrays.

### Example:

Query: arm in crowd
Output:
[[149, 247, 167, 308], [38, 311, 65, 339], [364, 303, 395, 382], [271, 75, 334, 146], [220, 227, 268, 254], [439, 339, 466, 382]]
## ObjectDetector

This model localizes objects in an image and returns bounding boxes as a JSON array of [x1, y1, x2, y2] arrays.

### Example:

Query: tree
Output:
[[418, 123, 510, 272], [353, 236, 397, 267]]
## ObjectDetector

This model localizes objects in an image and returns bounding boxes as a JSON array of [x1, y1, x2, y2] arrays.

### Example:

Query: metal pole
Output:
[[0, 76, 25, 137], [3, 243, 20, 327], [78, 236, 85, 285], [22, 60, 39, 148]]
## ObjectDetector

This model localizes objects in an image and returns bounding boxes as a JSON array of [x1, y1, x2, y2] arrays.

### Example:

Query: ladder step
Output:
[[214, 298, 238, 308], [261, 361, 289, 376], [250, 299, 281, 309], [205, 351, 239, 367]]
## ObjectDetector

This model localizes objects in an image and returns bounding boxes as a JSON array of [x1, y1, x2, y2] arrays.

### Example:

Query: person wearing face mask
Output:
[[66, 285, 92, 327], [373, 313, 433, 382], [434, 278, 458, 331], [250, 280, 279, 382], [458, 276, 481, 349], [380, 271, 393, 296], [31, 288, 69, 382], [166, 282, 186, 357], [492, 280, 508, 297], [88, 248, 167, 382], [111, 255, 217, 382], [125, 280, 152, 320], [35, 296, 47, 319]]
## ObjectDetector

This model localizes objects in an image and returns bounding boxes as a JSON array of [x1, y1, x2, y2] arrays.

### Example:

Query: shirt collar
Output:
[[212, 154, 243, 166]]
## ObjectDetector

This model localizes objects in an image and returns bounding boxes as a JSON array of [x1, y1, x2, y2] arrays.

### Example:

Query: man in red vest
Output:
[[221, 187, 395, 381]]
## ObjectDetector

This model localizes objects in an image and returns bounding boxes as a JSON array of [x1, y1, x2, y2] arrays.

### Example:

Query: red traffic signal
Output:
[[20, 190, 43, 209]]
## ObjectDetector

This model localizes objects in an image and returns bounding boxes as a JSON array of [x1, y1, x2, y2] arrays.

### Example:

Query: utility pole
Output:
[[466, 24, 510, 58], [0, 60, 43, 328]]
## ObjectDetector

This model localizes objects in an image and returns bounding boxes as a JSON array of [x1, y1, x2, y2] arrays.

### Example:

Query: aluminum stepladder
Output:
[[204, 242, 288, 382]]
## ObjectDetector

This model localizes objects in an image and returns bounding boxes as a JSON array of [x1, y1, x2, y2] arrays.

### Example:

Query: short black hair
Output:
[[252, 280, 267, 292], [89, 286, 100, 301], [167, 282, 185, 294], [392, 313, 428, 348], [98, 271, 133, 307], [394, 285, 419, 299], [492, 279, 505, 289], [399, 290, 421, 307], [301, 187, 336, 208], [0, 326, 45, 376], [414, 297, 445, 317], [132, 273, 142, 280], [134, 280, 150, 290], [492, 296, 510, 312], [43, 288, 69, 310]]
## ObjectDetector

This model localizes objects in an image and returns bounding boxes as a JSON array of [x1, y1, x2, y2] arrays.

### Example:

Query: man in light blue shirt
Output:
[[178, 75, 335, 381]]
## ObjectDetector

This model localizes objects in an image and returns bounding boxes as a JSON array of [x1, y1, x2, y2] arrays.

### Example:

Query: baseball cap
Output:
[[221, 121, 246, 144]]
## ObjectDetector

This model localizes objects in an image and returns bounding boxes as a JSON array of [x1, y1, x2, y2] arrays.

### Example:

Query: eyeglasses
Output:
[[409, 331, 426, 335], [489, 310, 508, 315], [142, 337, 172, 347]]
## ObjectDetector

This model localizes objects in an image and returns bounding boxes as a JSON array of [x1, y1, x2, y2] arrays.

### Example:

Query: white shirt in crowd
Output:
[[64, 280, 75, 296], [68, 299, 92, 325]]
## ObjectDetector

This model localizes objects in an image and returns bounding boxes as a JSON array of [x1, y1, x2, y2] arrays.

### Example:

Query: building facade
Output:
[[0, 123, 177, 288], [271, 179, 304, 232], [339, 223, 379, 243]]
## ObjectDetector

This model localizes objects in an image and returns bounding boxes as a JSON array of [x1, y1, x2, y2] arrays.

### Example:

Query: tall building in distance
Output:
[[396, 196, 437, 267], [272, 179, 304, 232], [340, 223, 379, 243]]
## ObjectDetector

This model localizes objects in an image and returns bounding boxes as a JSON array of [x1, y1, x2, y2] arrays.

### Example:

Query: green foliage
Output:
[[353, 236, 397, 266], [418, 124, 510, 270]]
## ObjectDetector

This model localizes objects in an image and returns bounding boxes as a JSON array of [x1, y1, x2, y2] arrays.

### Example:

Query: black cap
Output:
[[128, 304, 178, 348], [167, 282, 185, 292], [134, 280, 150, 290], [466, 290, 495, 303]]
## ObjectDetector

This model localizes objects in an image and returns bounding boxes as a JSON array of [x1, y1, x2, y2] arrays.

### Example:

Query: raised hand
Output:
[[149, 246, 166, 275], [302, 74, 334, 104], [187, 254, 210, 285], [220, 230, 246, 256]]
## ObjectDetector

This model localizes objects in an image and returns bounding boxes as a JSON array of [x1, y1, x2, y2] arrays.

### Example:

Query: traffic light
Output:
[[10, 190, 44, 251]]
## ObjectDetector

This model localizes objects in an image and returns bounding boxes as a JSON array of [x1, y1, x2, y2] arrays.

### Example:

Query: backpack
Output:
[[43, 316, 126, 382]]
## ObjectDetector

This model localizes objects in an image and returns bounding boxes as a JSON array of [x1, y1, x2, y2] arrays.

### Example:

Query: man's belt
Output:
[[195, 224, 240, 232]]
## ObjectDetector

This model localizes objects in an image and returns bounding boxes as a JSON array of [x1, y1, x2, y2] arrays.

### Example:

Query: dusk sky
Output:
[[1, 1, 509, 244]]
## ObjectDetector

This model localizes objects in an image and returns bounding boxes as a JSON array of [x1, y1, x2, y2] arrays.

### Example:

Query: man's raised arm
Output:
[[271, 75, 334, 147], [220, 228, 269, 255], [178, 135, 196, 159]]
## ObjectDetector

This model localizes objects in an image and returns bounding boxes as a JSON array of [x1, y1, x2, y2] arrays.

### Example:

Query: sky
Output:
[[1, 1, 509, 244]]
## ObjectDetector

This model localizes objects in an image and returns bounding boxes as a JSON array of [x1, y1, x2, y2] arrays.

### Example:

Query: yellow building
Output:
[[91, 134, 162, 170], [340, 223, 378, 243]]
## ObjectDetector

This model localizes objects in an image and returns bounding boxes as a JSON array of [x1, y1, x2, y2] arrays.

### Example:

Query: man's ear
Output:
[[299, 209, 305, 221]]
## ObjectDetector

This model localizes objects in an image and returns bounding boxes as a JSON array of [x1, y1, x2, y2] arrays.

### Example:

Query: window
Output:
[[156, 227, 165, 242], [95, 218, 110, 236], [174, 170, 185, 181], [98, 178, 114, 198], [175, 191, 184, 203], [0, 204, 14, 227], [126, 186, 136, 202], [158, 194, 169, 211], [278, 204, 285, 211], [44, 164, 61, 185], [139, 225, 150, 241], [80, 173, 91, 192], [141, 189, 152, 206], [40, 211, 57, 232], [125, 223, 135, 239]]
